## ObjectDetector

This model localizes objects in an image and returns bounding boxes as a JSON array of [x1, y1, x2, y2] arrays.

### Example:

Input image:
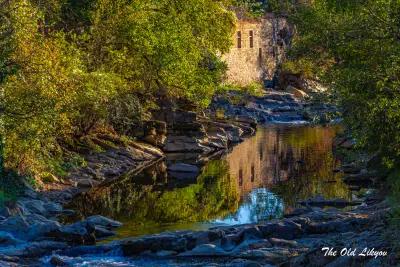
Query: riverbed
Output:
[[66, 124, 350, 240]]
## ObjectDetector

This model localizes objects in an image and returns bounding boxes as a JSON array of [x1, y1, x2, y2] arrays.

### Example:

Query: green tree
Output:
[[87, 0, 235, 108], [288, 0, 400, 166], [0, 0, 237, 178]]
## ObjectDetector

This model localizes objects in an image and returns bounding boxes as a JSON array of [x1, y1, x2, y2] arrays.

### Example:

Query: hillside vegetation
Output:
[[0, 0, 237, 179]]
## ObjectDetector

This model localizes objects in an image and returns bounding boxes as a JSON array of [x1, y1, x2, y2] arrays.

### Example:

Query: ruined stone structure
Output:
[[222, 13, 292, 87]]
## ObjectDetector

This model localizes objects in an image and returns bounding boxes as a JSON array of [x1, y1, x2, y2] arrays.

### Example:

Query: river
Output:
[[66, 124, 350, 242]]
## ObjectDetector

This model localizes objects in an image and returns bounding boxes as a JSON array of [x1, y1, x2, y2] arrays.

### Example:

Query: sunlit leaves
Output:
[[290, 0, 400, 165], [0, 0, 236, 176]]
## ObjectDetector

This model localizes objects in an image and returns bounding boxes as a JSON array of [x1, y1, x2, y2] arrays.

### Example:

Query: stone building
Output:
[[222, 13, 292, 87]]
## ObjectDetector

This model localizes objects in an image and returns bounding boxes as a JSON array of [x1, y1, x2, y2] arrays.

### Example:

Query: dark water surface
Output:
[[67, 125, 350, 240]]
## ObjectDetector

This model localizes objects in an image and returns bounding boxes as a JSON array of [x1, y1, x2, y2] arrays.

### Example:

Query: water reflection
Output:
[[214, 188, 284, 225], [226, 125, 349, 209], [67, 160, 239, 225], [67, 125, 349, 238]]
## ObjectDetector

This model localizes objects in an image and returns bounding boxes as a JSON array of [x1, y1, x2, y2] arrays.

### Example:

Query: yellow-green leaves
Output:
[[0, 0, 236, 176], [290, 0, 400, 165]]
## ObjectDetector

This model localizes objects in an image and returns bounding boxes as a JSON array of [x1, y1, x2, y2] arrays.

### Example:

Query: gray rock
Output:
[[325, 256, 352, 267], [20, 200, 47, 216], [305, 217, 368, 235], [239, 227, 263, 240], [61, 244, 111, 257], [189, 231, 210, 247], [27, 219, 62, 241], [0, 260, 19, 267], [208, 229, 225, 242], [49, 255, 69, 266], [5, 241, 68, 258], [93, 226, 115, 239], [47, 222, 94, 245], [0, 214, 61, 240], [122, 234, 187, 256], [284, 207, 311, 217], [229, 259, 264, 267], [76, 179, 99, 188], [232, 239, 273, 253], [221, 234, 242, 251], [269, 238, 298, 248], [84, 215, 122, 229], [179, 243, 227, 256], [0, 254, 19, 263], [164, 136, 213, 153], [43, 202, 63, 215], [0, 231, 22, 246], [236, 248, 290, 264], [259, 220, 303, 240]]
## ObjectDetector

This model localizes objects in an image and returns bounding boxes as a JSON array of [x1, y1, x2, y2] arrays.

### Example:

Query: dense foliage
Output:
[[282, 0, 400, 240], [285, 0, 400, 166], [0, 0, 235, 177]]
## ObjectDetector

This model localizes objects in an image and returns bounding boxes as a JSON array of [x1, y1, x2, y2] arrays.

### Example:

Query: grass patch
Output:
[[216, 82, 264, 106], [218, 82, 264, 97]]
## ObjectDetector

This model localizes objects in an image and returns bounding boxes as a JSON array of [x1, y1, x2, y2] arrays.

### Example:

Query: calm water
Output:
[[67, 125, 350, 240]]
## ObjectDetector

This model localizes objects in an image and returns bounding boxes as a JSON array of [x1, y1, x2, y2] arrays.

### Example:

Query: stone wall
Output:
[[222, 14, 291, 86]]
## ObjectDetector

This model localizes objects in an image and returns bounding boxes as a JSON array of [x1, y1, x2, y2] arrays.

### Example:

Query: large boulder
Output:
[[47, 222, 95, 245], [179, 243, 228, 257], [143, 120, 167, 147], [259, 220, 303, 240], [3, 241, 68, 258], [164, 136, 213, 153], [121, 234, 187, 256], [47, 215, 122, 244], [239, 227, 263, 241], [0, 214, 61, 241], [84, 215, 122, 229]]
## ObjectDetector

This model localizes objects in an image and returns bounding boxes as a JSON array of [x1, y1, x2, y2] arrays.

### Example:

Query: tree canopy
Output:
[[0, 0, 236, 177], [286, 0, 400, 166]]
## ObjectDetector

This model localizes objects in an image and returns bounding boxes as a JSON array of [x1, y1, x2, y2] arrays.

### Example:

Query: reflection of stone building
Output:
[[222, 13, 292, 86], [225, 126, 337, 197]]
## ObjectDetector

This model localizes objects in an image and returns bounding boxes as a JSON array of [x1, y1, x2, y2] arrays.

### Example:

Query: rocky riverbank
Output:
[[1, 89, 393, 267], [209, 88, 339, 125], [21, 194, 396, 267], [112, 194, 392, 267], [34, 135, 398, 267], [0, 101, 261, 266]]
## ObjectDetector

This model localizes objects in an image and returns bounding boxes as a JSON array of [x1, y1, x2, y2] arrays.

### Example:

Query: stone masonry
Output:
[[223, 13, 292, 86]]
